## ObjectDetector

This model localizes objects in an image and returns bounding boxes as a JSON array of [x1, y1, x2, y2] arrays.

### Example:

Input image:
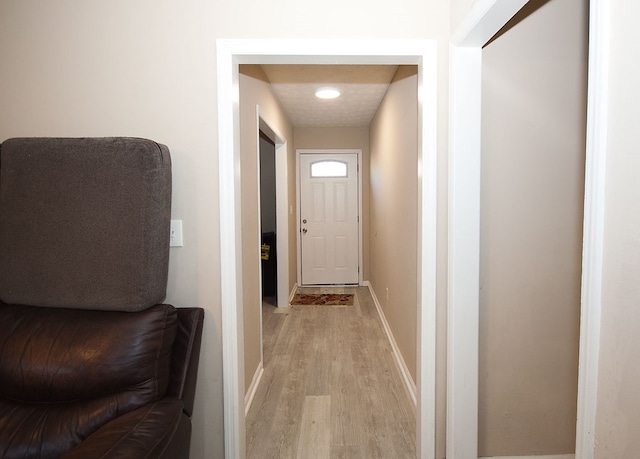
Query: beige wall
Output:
[[0, 2, 450, 458], [0, 3, 226, 457], [369, 66, 419, 382], [479, 0, 587, 455], [594, 1, 640, 457], [450, 0, 476, 31], [239, 66, 294, 395], [294, 127, 371, 281], [8, 1, 637, 458]]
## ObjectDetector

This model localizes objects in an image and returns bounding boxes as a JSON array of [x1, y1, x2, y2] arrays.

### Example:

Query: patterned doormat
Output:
[[290, 293, 354, 306]]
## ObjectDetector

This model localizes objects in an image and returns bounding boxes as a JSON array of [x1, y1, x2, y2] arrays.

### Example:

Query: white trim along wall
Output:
[[365, 281, 418, 405], [448, 1, 529, 456], [575, 0, 609, 457], [479, 455, 575, 459], [244, 362, 263, 416]]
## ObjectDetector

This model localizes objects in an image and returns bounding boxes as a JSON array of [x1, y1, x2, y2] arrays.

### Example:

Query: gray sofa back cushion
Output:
[[0, 137, 171, 311]]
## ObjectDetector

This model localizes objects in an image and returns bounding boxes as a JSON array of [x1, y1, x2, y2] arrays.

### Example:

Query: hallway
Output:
[[246, 286, 416, 458]]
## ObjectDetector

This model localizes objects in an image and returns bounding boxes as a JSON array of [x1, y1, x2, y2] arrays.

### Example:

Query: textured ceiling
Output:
[[260, 64, 399, 127]]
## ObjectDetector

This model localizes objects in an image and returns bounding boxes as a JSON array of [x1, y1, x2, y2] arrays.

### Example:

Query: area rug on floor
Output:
[[290, 293, 354, 306]]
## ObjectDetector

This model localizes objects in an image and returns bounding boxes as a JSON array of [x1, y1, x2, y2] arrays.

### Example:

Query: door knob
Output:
[[302, 219, 307, 224], [302, 228, 308, 234]]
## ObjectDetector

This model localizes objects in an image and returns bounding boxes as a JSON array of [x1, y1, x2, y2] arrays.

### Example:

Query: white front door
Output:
[[299, 152, 359, 285]]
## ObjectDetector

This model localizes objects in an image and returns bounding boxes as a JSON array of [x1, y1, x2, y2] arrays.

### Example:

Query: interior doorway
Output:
[[259, 131, 277, 304], [449, 0, 604, 457], [217, 39, 438, 459], [258, 112, 290, 310]]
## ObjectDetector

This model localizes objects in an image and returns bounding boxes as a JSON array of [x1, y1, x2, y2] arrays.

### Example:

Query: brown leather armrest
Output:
[[60, 399, 187, 459], [168, 307, 204, 417]]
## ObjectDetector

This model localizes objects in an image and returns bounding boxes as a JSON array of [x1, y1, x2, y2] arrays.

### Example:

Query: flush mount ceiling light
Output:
[[315, 87, 341, 99]]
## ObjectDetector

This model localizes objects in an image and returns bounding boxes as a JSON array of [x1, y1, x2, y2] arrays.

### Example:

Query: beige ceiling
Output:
[[260, 64, 399, 128]]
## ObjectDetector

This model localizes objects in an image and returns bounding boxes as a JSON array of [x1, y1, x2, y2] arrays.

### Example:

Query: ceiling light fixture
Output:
[[315, 87, 341, 99]]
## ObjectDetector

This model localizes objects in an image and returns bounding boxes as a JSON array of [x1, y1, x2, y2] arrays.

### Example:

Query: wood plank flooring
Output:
[[246, 286, 416, 459]]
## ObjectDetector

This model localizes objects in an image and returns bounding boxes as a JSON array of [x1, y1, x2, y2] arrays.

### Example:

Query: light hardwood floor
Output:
[[246, 286, 416, 458]]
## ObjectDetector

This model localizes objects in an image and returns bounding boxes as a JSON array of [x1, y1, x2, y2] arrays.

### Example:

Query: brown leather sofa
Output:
[[0, 138, 203, 459]]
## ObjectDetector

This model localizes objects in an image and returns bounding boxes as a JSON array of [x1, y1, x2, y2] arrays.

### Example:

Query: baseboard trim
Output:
[[364, 281, 417, 406], [479, 455, 575, 459], [244, 362, 264, 416], [287, 283, 298, 306]]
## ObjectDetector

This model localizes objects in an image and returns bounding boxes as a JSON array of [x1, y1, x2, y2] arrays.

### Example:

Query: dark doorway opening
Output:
[[259, 130, 277, 305]]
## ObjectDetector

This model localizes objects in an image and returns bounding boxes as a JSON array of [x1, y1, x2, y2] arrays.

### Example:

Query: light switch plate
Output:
[[170, 220, 183, 247]]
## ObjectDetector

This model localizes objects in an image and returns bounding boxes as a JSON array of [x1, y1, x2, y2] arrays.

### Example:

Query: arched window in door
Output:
[[310, 160, 348, 178]]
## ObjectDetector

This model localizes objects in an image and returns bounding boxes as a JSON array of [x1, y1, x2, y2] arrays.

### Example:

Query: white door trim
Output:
[[296, 149, 362, 286], [575, 0, 609, 457], [217, 38, 438, 459], [448, 0, 608, 457], [447, 43, 482, 459], [448, 2, 530, 456]]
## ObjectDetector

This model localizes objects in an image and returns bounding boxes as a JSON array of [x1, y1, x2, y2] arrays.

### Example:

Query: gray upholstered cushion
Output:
[[0, 137, 171, 311]]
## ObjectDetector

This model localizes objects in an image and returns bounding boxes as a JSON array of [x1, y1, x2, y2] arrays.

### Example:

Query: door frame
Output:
[[448, 0, 608, 457], [296, 149, 363, 286], [217, 38, 438, 459], [257, 108, 290, 309], [447, 4, 531, 455]]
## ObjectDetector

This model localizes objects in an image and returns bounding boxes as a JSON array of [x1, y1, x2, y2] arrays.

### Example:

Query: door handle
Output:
[[302, 228, 308, 234]]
